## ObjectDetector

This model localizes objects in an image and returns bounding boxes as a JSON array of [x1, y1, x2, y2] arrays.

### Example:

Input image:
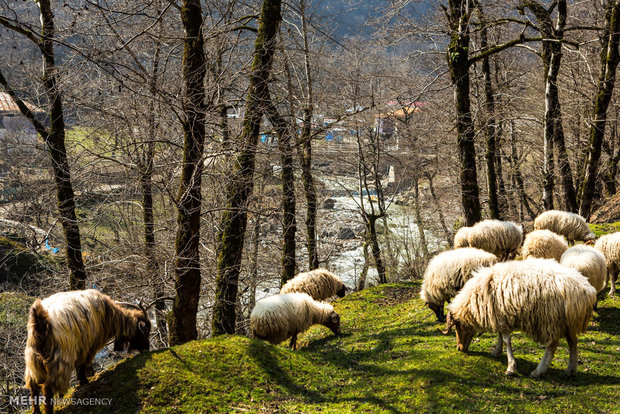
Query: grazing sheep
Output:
[[420, 248, 497, 322], [250, 292, 341, 349], [534, 210, 595, 244], [444, 258, 596, 378], [453, 226, 472, 248], [594, 232, 620, 295], [466, 220, 523, 260], [280, 268, 346, 300], [521, 229, 568, 261], [560, 245, 607, 294], [24, 289, 151, 414]]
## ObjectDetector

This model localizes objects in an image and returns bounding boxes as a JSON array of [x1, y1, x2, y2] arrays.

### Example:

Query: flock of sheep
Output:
[[21, 209, 620, 413], [423, 210, 620, 378]]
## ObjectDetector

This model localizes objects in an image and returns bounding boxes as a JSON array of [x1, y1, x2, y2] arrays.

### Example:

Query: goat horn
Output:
[[115, 301, 142, 311]]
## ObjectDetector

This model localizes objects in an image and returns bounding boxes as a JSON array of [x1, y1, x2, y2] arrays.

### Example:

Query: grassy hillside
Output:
[[59, 282, 620, 413]]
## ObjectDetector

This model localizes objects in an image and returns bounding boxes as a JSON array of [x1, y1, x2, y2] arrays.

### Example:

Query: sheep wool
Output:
[[420, 248, 497, 322], [534, 210, 595, 243], [447, 258, 596, 377], [594, 232, 620, 295], [453, 226, 472, 248], [467, 220, 523, 260], [250, 292, 340, 349], [560, 245, 607, 293], [521, 229, 568, 261], [280, 268, 346, 300]]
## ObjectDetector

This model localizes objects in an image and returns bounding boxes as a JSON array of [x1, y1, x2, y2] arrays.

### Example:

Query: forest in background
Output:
[[1, 0, 620, 391]]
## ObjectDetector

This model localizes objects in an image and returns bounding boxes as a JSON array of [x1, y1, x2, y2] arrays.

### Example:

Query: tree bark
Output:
[[264, 104, 297, 286], [212, 0, 282, 336], [169, 0, 206, 345], [447, 0, 482, 226], [0, 0, 87, 290], [426, 172, 452, 247], [604, 115, 620, 196], [297, 0, 319, 270], [479, 5, 500, 219], [580, 0, 620, 219]]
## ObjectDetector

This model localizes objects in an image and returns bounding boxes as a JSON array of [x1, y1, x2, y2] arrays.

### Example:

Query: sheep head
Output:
[[336, 284, 347, 298], [322, 311, 341, 336], [114, 303, 151, 352], [427, 302, 445, 323], [442, 312, 475, 352]]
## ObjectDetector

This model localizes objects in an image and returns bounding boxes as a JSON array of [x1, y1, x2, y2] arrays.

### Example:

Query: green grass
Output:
[[0, 291, 33, 326], [58, 283, 620, 414], [589, 222, 620, 237]]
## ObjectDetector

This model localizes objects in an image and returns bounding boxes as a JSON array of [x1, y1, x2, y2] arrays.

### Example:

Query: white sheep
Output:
[[534, 210, 595, 244], [594, 232, 620, 295], [453, 226, 472, 248], [521, 229, 568, 261], [444, 258, 596, 378], [560, 245, 607, 294], [420, 248, 497, 322], [280, 268, 346, 300], [250, 292, 341, 349], [466, 220, 523, 260], [24, 289, 151, 414]]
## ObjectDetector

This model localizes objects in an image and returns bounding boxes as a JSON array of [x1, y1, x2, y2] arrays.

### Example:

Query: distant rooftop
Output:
[[0, 91, 44, 113]]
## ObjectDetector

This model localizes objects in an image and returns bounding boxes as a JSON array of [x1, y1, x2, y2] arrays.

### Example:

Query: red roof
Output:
[[0, 91, 44, 113]]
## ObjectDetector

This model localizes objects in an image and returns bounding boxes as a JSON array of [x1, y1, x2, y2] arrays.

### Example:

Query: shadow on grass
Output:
[[248, 339, 409, 414], [592, 305, 620, 335], [59, 350, 160, 414]]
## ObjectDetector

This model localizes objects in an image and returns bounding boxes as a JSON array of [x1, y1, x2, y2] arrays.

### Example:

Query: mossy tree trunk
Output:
[[580, 0, 620, 218], [212, 0, 282, 336], [169, 0, 207, 345], [0, 0, 86, 290]]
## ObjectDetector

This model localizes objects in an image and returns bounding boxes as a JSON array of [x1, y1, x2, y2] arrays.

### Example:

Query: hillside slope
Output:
[[59, 282, 620, 413]]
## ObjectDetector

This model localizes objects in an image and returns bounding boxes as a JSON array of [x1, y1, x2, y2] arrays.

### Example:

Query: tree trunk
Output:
[[212, 0, 282, 336], [447, 0, 482, 226], [479, 5, 500, 219], [604, 116, 620, 196], [356, 234, 370, 291], [580, 0, 620, 219], [297, 0, 319, 271], [0, 0, 88, 289], [264, 104, 297, 285], [367, 216, 386, 284], [169, 0, 207, 345], [412, 178, 428, 257], [426, 173, 452, 247], [509, 120, 537, 220]]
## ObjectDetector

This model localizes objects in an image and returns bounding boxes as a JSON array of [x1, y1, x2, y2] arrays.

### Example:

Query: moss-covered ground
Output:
[[57, 281, 620, 414]]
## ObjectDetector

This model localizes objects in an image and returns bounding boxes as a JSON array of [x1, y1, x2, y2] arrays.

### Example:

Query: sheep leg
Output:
[[530, 339, 558, 378], [501, 333, 517, 376], [43, 384, 54, 414], [609, 269, 617, 296], [77, 365, 89, 386], [565, 333, 579, 376], [490, 333, 503, 357], [30, 383, 42, 414], [289, 333, 298, 350]]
